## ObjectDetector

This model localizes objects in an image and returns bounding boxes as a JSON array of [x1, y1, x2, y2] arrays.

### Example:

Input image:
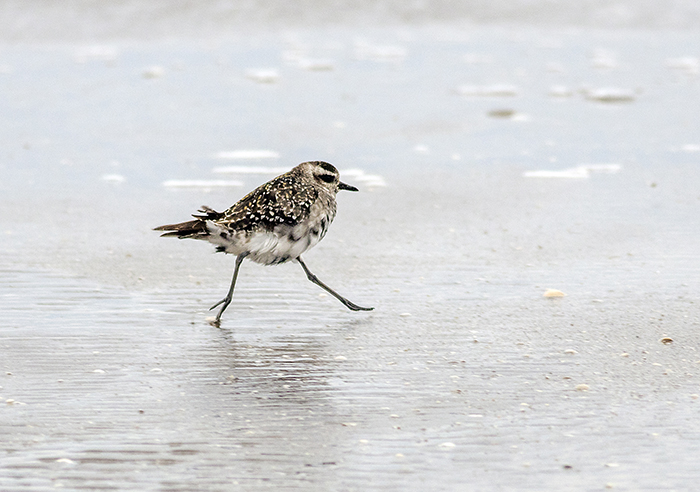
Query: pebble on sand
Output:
[[488, 108, 516, 118], [575, 384, 590, 391]]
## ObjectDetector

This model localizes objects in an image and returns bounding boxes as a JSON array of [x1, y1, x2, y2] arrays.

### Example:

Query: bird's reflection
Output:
[[214, 326, 333, 404]]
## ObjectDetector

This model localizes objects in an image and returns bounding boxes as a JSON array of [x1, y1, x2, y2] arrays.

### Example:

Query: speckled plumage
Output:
[[220, 170, 324, 233], [155, 161, 373, 323]]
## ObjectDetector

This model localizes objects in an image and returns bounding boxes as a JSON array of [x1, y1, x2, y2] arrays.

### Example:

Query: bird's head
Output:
[[298, 161, 359, 193]]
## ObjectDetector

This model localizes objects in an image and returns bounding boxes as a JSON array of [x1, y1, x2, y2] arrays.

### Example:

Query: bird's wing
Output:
[[219, 172, 319, 232]]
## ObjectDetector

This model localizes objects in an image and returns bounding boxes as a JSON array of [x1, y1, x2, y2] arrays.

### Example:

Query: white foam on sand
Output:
[[297, 58, 335, 71], [213, 166, 289, 174], [590, 50, 618, 69], [463, 53, 492, 64], [666, 57, 699, 74], [215, 150, 280, 160], [212, 166, 386, 188], [74, 45, 119, 63], [101, 174, 126, 183], [524, 164, 622, 179], [163, 180, 243, 188], [354, 42, 407, 62], [583, 87, 636, 103], [245, 69, 280, 83], [142, 66, 165, 79], [549, 85, 574, 98], [413, 144, 430, 154], [457, 84, 519, 97], [340, 168, 387, 188]]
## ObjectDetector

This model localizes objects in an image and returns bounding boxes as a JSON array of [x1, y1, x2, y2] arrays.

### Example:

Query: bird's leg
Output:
[[210, 253, 248, 325], [297, 256, 374, 312]]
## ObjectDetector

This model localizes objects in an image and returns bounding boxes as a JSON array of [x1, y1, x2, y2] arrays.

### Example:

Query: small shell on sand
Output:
[[659, 337, 673, 345], [543, 289, 566, 298]]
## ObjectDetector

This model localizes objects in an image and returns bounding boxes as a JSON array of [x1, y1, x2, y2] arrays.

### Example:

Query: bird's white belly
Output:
[[206, 221, 324, 265], [244, 229, 318, 265]]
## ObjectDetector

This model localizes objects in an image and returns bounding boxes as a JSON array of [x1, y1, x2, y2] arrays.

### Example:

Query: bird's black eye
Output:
[[317, 174, 335, 183]]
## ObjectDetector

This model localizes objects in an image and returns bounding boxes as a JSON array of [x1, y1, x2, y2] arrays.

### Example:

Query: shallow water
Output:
[[2, 12, 700, 492]]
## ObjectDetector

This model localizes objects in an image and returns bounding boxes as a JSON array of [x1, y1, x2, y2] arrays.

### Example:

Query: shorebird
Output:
[[155, 161, 373, 324]]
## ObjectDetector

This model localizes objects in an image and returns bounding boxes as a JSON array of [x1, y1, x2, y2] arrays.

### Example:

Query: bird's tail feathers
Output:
[[154, 206, 223, 238], [191, 206, 224, 221]]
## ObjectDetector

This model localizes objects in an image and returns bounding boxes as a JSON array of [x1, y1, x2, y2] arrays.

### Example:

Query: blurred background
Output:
[[2, 2, 700, 491], [3, 0, 700, 40]]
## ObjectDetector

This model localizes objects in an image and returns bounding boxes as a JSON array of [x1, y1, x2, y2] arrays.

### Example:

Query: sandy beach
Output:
[[2, 3, 700, 490]]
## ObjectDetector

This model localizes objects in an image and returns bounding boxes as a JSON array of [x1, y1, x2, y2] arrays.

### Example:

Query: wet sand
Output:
[[2, 22, 700, 491]]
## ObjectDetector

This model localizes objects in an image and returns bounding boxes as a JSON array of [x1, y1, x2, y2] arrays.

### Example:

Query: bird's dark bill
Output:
[[339, 181, 359, 192]]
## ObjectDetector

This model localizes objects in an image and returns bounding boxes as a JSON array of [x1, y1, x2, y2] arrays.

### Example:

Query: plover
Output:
[[155, 161, 373, 324]]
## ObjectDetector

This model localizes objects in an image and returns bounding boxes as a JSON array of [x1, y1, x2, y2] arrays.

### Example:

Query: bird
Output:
[[154, 161, 373, 325]]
